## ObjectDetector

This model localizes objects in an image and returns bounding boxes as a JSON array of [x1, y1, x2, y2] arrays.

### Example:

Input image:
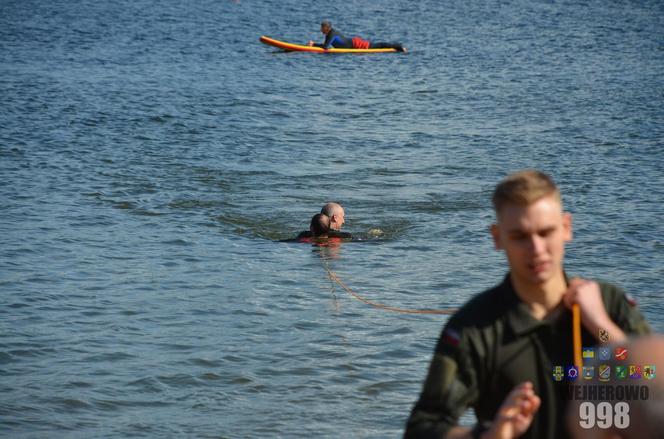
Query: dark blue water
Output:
[[2, 0, 663, 437]]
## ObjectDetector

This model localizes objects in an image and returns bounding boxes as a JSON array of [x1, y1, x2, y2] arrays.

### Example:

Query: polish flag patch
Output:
[[442, 328, 461, 346]]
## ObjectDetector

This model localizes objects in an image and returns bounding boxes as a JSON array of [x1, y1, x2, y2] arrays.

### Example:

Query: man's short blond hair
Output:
[[492, 169, 561, 215]]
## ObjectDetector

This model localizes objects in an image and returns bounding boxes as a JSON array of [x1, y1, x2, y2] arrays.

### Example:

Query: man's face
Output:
[[321, 24, 331, 34], [491, 195, 572, 286]]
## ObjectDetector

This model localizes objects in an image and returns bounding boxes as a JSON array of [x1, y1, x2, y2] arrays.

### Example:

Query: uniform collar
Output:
[[501, 273, 567, 336]]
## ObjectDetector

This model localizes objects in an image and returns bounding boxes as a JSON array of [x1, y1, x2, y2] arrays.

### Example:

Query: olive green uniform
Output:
[[405, 274, 650, 439]]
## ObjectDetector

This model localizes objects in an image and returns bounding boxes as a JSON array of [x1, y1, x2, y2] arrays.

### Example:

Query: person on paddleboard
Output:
[[405, 170, 651, 439], [307, 20, 407, 52]]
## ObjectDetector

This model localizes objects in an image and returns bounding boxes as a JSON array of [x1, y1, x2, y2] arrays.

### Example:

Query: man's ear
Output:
[[490, 224, 502, 250], [563, 212, 573, 242]]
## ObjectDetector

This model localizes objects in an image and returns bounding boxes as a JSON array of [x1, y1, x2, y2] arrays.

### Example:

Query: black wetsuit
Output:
[[315, 28, 404, 51], [281, 230, 353, 243], [315, 28, 354, 49]]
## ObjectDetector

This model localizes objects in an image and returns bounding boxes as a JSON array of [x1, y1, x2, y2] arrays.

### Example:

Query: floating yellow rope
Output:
[[323, 261, 458, 315]]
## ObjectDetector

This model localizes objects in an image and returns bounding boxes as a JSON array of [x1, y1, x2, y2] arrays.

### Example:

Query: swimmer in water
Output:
[[320, 202, 352, 239], [281, 203, 353, 243], [294, 212, 352, 243], [308, 213, 331, 239], [280, 213, 330, 243]]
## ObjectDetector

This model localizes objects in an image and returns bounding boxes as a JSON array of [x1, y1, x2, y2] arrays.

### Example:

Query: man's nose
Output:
[[530, 235, 546, 254]]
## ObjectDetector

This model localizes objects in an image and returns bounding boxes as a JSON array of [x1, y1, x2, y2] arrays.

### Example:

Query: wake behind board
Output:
[[259, 36, 397, 54]]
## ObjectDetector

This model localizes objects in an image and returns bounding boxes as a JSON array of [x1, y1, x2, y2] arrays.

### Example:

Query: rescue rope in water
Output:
[[324, 258, 583, 364], [323, 260, 458, 315]]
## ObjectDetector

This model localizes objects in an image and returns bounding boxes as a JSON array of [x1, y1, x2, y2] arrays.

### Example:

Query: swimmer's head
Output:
[[310, 213, 330, 237], [321, 202, 345, 231], [320, 20, 332, 33]]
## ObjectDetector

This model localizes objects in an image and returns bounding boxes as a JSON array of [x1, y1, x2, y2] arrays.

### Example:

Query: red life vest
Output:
[[352, 37, 370, 49], [296, 236, 343, 247]]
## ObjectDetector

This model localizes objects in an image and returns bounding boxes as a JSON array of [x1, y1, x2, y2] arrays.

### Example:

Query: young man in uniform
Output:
[[404, 170, 650, 439]]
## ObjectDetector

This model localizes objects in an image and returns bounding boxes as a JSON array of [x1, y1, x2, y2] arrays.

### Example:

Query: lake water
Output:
[[2, 0, 663, 437]]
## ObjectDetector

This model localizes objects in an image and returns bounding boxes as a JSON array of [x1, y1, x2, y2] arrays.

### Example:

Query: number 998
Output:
[[579, 402, 629, 429]]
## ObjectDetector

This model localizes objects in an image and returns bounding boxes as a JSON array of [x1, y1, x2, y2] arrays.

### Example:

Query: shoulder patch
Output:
[[625, 293, 638, 307], [442, 328, 461, 346]]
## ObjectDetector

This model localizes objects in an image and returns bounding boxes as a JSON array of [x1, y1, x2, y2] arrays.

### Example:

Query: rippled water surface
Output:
[[2, 0, 664, 437]]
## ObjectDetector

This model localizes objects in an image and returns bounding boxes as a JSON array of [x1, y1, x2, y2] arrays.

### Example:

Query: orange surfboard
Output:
[[259, 36, 398, 54]]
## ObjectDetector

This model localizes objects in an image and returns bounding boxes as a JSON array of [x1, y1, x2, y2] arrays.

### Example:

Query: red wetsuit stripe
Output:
[[352, 37, 370, 49]]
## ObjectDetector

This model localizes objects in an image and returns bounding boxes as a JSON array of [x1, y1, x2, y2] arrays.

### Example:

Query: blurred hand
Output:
[[307, 40, 314, 46], [563, 278, 608, 333], [563, 278, 627, 343], [483, 382, 541, 439]]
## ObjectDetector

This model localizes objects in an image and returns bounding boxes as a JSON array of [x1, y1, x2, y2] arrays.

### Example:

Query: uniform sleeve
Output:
[[404, 325, 480, 439], [601, 282, 651, 336]]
